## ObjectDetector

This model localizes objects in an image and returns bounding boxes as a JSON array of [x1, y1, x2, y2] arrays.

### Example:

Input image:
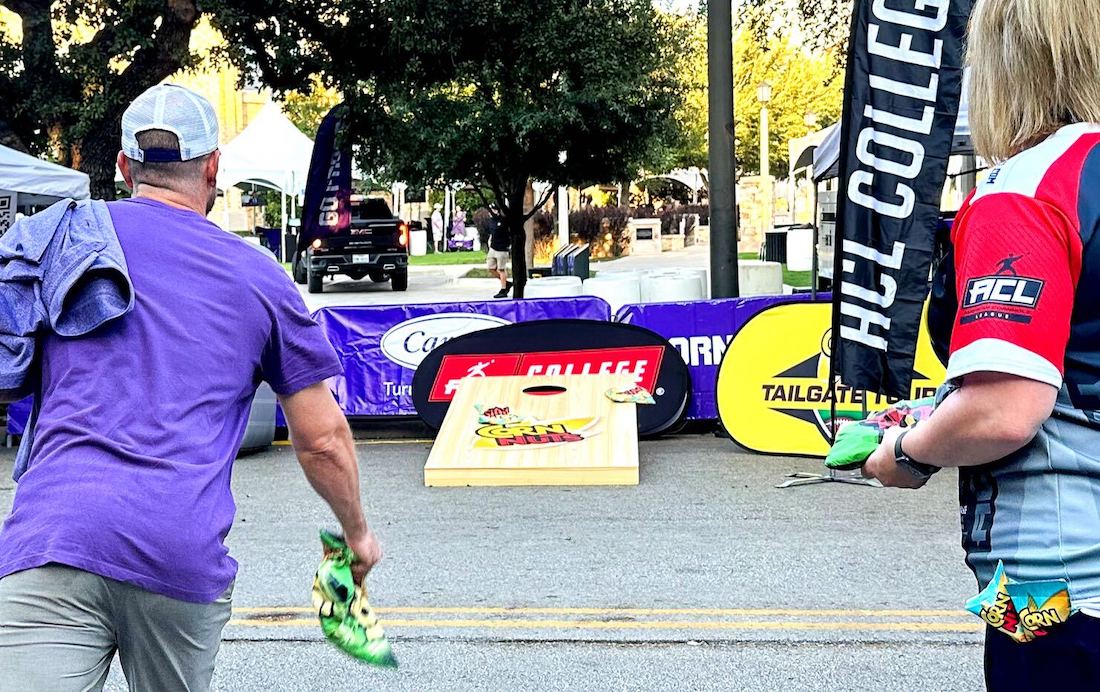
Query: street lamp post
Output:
[[757, 81, 772, 240], [557, 151, 569, 250]]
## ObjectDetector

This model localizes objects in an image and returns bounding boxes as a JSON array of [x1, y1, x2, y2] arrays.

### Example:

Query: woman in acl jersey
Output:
[[861, 0, 1100, 688]]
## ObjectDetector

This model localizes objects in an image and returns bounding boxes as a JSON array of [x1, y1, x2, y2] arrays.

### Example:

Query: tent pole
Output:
[[811, 175, 820, 300], [280, 187, 287, 263]]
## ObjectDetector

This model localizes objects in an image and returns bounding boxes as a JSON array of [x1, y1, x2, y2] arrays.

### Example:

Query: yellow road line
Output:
[[232, 605, 970, 618], [229, 617, 980, 633]]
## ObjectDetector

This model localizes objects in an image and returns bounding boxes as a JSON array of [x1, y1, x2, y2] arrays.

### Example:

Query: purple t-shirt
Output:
[[0, 198, 342, 603]]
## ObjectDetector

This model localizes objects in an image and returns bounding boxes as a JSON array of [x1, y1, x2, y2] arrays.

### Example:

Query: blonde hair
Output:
[[968, 0, 1100, 161]]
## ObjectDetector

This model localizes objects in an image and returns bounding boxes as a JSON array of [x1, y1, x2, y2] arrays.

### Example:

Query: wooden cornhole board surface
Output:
[[424, 374, 639, 487]]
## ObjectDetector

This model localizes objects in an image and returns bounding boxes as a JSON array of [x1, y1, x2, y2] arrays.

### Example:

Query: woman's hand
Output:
[[861, 426, 928, 489]]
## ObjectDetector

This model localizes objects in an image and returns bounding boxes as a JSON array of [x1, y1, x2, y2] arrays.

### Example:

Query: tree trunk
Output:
[[77, 128, 124, 200], [523, 181, 535, 270], [0, 120, 30, 153], [509, 211, 528, 299]]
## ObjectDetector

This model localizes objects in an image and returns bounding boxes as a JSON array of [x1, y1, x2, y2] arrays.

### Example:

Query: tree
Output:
[[744, 0, 852, 65], [372, 0, 687, 297], [662, 11, 842, 181], [0, 1, 204, 198], [733, 31, 842, 177], [665, 13, 709, 171], [282, 78, 343, 138], [217, 0, 687, 298]]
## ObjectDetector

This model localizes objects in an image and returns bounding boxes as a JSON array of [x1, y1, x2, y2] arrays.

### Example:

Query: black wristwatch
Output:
[[894, 430, 939, 482]]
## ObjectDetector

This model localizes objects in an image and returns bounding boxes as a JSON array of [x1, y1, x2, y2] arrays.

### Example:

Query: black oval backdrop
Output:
[[411, 319, 691, 436]]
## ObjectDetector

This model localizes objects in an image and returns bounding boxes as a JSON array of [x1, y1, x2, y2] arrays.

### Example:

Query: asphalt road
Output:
[[0, 435, 986, 691]]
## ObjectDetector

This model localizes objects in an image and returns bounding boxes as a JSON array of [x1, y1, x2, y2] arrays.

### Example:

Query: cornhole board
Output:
[[424, 374, 639, 487]]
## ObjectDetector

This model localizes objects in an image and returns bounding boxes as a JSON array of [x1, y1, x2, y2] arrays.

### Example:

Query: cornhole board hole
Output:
[[424, 374, 639, 487]]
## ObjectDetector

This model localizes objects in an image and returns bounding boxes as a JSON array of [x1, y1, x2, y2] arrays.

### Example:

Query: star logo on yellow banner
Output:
[[716, 302, 945, 457]]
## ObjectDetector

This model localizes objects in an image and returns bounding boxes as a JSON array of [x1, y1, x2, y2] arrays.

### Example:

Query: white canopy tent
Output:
[[813, 75, 972, 181], [216, 102, 315, 255], [1, 144, 90, 208], [217, 101, 314, 196]]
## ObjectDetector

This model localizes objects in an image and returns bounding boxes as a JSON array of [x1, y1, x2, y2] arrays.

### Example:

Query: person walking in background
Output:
[[487, 215, 512, 298], [0, 84, 382, 690], [451, 205, 466, 247], [860, 1, 1100, 688], [430, 202, 444, 252]]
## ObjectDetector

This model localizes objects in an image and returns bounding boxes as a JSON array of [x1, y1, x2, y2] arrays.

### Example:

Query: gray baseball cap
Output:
[[121, 84, 220, 163]]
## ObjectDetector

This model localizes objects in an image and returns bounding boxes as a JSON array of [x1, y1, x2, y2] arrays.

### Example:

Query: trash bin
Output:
[[257, 227, 282, 256], [410, 229, 428, 256], [763, 230, 788, 264], [283, 232, 298, 262]]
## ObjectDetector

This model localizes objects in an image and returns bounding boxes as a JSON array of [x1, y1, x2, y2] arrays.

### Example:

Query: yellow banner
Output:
[[716, 302, 946, 457]]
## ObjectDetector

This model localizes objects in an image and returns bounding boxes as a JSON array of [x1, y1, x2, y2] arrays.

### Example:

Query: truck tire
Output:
[[391, 269, 408, 292], [307, 263, 324, 294], [293, 254, 307, 284], [369, 271, 387, 283]]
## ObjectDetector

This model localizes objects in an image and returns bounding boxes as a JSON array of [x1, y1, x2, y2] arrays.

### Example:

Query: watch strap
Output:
[[894, 429, 938, 481]]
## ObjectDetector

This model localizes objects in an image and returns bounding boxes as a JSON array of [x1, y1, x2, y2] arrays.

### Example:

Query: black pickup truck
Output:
[[293, 197, 410, 293]]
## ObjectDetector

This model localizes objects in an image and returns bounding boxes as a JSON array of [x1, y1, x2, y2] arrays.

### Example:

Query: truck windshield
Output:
[[352, 199, 394, 220]]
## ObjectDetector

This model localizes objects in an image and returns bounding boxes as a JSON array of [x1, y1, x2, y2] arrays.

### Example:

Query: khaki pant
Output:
[[0, 564, 233, 692]]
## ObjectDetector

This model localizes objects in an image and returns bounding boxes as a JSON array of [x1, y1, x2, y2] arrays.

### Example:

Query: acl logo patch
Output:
[[960, 257, 1044, 325], [963, 276, 1044, 309]]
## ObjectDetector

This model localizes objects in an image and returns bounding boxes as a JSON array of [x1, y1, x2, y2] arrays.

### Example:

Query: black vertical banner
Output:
[[833, 0, 972, 398], [299, 104, 352, 252]]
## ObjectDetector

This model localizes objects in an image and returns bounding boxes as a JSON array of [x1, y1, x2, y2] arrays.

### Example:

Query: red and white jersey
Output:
[[947, 123, 1100, 610], [948, 123, 1100, 390]]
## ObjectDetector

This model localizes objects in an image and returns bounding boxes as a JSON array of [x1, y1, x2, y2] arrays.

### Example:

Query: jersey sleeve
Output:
[[947, 193, 1081, 387], [260, 276, 343, 396]]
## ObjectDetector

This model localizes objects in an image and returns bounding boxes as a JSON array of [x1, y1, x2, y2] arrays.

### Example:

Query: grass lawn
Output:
[[409, 250, 485, 266], [737, 251, 812, 287], [463, 268, 599, 279]]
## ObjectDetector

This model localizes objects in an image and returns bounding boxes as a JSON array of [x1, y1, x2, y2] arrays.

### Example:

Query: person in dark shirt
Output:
[[486, 216, 512, 298]]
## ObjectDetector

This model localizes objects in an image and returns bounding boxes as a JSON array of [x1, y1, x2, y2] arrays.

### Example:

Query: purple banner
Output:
[[616, 294, 826, 420], [314, 297, 612, 416]]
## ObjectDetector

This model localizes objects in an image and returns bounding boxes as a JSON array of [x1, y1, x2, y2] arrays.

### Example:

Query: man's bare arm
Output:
[[279, 382, 381, 578]]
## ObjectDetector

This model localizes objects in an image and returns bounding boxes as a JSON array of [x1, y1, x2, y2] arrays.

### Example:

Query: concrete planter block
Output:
[[628, 219, 662, 255], [661, 233, 685, 252], [737, 259, 783, 297]]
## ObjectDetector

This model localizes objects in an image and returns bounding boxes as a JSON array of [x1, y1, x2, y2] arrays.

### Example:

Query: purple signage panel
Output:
[[314, 297, 612, 416], [616, 294, 827, 420]]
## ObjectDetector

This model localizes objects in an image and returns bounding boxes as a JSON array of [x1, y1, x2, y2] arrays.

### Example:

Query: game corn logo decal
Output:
[[716, 302, 945, 457], [473, 417, 602, 450]]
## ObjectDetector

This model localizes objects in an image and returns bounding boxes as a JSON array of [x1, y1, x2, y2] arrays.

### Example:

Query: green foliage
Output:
[[665, 14, 709, 171], [214, 0, 691, 293], [742, 0, 852, 67], [0, 1, 205, 196], [663, 10, 843, 181], [733, 30, 842, 177], [282, 79, 343, 137], [351, 1, 687, 198], [408, 250, 485, 266], [568, 206, 630, 257]]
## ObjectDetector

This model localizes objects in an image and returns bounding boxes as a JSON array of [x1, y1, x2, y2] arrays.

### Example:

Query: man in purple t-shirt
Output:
[[0, 85, 382, 690]]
